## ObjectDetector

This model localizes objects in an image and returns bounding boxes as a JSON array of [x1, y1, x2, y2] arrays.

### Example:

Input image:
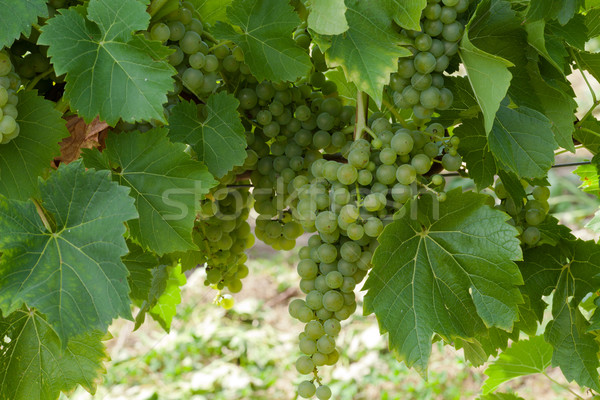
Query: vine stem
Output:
[[542, 372, 585, 400], [354, 91, 369, 141], [382, 96, 410, 129], [208, 41, 232, 52], [554, 144, 583, 155], [26, 68, 54, 91], [54, 97, 70, 114]]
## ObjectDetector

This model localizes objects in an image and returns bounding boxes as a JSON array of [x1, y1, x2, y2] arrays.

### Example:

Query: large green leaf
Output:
[[0, 309, 107, 400], [454, 117, 497, 190], [307, 0, 348, 35], [460, 0, 514, 133], [0, 0, 47, 48], [574, 157, 599, 197], [0, 161, 137, 343], [488, 104, 556, 179], [83, 129, 216, 255], [525, 21, 565, 73], [482, 336, 553, 393], [123, 241, 160, 302], [0, 91, 69, 201], [325, 0, 411, 106], [527, 0, 582, 25], [586, 8, 600, 38], [519, 242, 600, 391], [38, 0, 176, 125], [387, 0, 427, 31], [134, 263, 186, 332], [575, 119, 600, 154], [189, 0, 233, 24], [364, 189, 523, 375], [212, 0, 312, 83], [168, 93, 246, 178], [478, 393, 525, 400], [574, 50, 600, 85]]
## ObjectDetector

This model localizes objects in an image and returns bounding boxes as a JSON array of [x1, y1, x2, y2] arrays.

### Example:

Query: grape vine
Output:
[[0, 0, 599, 399]]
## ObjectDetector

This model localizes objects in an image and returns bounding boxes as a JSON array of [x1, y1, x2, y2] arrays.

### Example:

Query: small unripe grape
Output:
[[298, 381, 316, 398]]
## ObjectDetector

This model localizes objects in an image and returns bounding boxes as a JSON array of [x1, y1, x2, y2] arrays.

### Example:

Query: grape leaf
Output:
[[587, 210, 600, 232], [307, 0, 349, 35], [134, 263, 186, 332], [0, 91, 69, 201], [168, 93, 246, 178], [453, 118, 497, 190], [38, 0, 176, 125], [548, 15, 588, 50], [364, 189, 523, 375], [525, 21, 565, 73], [586, 8, 600, 38], [212, 0, 312, 83], [519, 242, 600, 391], [0, 0, 47, 48], [324, 0, 411, 106], [123, 241, 160, 302], [482, 336, 553, 393], [527, 0, 582, 25], [573, 50, 600, 84], [0, 309, 107, 400], [460, 0, 514, 133], [0, 161, 137, 343], [189, 0, 233, 24], [488, 104, 556, 179], [575, 119, 600, 154], [574, 161, 599, 197], [83, 128, 217, 256], [387, 0, 427, 31]]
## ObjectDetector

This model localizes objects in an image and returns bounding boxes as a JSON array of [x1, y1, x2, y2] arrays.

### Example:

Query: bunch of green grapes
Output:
[[493, 179, 550, 247], [147, 1, 246, 100], [0, 51, 22, 144], [288, 117, 460, 398], [240, 79, 354, 250], [390, 0, 470, 120], [192, 187, 254, 305]]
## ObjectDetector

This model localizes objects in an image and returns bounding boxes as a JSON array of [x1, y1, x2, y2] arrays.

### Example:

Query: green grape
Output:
[[318, 243, 338, 263], [420, 86, 441, 109], [379, 148, 397, 165], [296, 355, 316, 374], [299, 337, 317, 355], [391, 131, 415, 155], [322, 290, 344, 312], [413, 104, 433, 120], [312, 352, 328, 366], [219, 294, 235, 309], [182, 68, 204, 92], [337, 164, 358, 185], [168, 21, 186, 41], [358, 170, 373, 185], [442, 21, 463, 42], [326, 271, 344, 289], [0, 116, 17, 135], [364, 217, 383, 237], [522, 226, 541, 246], [316, 335, 336, 354], [414, 52, 437, 74], [298, 381, 316, 398], [398, 59, 416, 79], [525, 208, 546, 226], [424, 19, 444, 36], [238, 88, 258, 109], [411, 73, 432, 91], [415, 33, 433, 52], [376, 165, 397, 185], [150, 23, 170, 42], [396, 164, 417, 185], [321, 97, 343, 116], [323, 319, 341, 336], [442, 153, 462, 171], [222, 55, 240, 72], [316, 385, 332, 400], [411, 154, 432, 174], [440, 6, 458, 23], [401, 86, 421, 106], [180, 31, 203, 54], [533, 186, 550, 201], [431, 174, 445, 186], [313, 130, 331, 149], [298, 259, 319, 279], [424, 3, 442, 19], [306, 290, 324, 310], [443, 0, 460, 6], [392, 183, 412, 203]]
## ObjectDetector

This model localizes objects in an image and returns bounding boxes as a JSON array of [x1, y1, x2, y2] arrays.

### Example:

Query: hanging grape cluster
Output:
[[390, 0, 469, 121], [0, 51, 21, 144], [493, 179, 551, 247]]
